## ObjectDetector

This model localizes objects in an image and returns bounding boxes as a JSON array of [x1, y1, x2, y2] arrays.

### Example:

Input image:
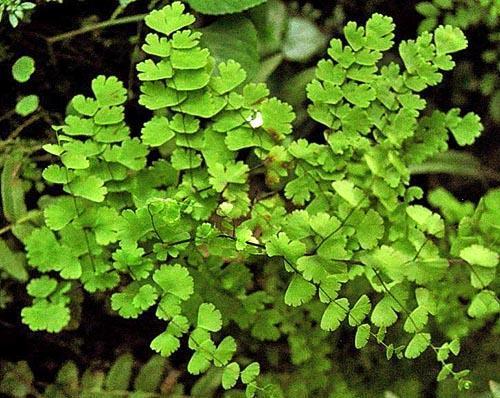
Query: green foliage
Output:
[[416, 0, 500, 121], [2, 1, 498, 397], [0, 0, 35, 27], [21, 276, 71, 332], [11, 56, 35, 83], [0, 238, 28, 282], [416, 0, 498, 32], [15, 95, 39, 116], [186, 0, 267, 15], [200, 16, 260, 80], [0, 0, 63, 27], [1, 154, 28, 224], [0, 136, 40, 308], [0, 354, 183, 397], [11, 56, 40, 117]]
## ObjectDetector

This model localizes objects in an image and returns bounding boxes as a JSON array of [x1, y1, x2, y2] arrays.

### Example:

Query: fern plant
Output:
[[15, 2, 498, 396], [416, 0, 500, 122]]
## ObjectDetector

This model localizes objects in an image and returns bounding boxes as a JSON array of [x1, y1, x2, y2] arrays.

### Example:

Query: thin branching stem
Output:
[[46, 14, 146, 44]]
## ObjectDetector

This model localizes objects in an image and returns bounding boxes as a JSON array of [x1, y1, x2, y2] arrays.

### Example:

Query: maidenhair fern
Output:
[[17, 2, 498, 396], [416, 0, 500, 123]]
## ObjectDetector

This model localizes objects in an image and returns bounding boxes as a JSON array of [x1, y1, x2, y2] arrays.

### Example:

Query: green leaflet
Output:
[[111, 283, 159, 318], [211, 60, 247, 94], [68, 176, 107, 202], [349, 295, 371, 326], [208, 162, 249, 192], [404, 332, 431, 359], [91, 75, 127, 107], [153, 264, 194, 300], [222, 362, 240, 389], [145, 2, 195, 36], [355, 324, 370, 349], [467, 290, 499, 318], [139, 81, 187, 109], [136, 59, 173, 81], [141, 116, 175, 146], [21, 278, 71, 332], [284, 275, 316, 307], [21, 301, 71, 333], [460, 244, 498, 268], [241, 362, 260, 384], [197, 302, 222, 332], [434, 25, 467, 55], [371, 297, 398, 328], [12, 56, 35, 83], [15, 94, 39, 116], [26, 276, 57, 298], [320, 298, 349, 331]]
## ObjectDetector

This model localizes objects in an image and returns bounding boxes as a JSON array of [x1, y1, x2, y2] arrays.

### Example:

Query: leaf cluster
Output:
[[8, 2, 499, 396], [0, 354, 185, 397]]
